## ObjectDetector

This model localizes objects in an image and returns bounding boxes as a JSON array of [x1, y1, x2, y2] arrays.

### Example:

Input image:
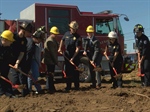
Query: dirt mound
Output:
[[0, 70, 150, 112]]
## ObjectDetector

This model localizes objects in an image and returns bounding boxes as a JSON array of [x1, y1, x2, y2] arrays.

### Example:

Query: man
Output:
[[134, 24, 150, 87], [0, 30, 15, 97], [58, 21, 82, 91], [83, 25, 102, 89], [9, 21, 33, 96], [27, 26, 46, 94], [42, 26, 59, 93]]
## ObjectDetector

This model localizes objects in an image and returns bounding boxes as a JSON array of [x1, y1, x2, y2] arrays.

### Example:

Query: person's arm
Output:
[[71, 46, 80, 60], [92, 40, 100, 62], [58, 39, 64, 54], [14, 52, 24, 68], [83, 39, 89, 56], [103, 45, 108, 56], [140, 39, 149, 63], [112, 52, 119, 62]]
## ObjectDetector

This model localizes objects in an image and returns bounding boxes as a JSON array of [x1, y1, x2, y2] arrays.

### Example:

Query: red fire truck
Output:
[[0, 3, 129, 82]]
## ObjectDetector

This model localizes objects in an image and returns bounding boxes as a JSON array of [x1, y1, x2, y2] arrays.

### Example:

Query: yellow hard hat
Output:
[[69, 21, 79, 30], [86, 25, 94, 32], [1, 30, 15, 42], [50, 26, 59, 35]]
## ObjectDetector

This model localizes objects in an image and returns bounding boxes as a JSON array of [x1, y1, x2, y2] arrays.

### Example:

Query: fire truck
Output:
[[0, 3, 129, 82]]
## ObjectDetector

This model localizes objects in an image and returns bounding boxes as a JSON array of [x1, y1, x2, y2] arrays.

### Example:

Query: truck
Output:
[[0, 3, 129, 82]]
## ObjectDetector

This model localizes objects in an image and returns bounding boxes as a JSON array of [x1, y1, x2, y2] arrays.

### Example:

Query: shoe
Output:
[[90, 84, 96, 88], [45, 89, 55, 94], [141, 82, 145, 87], [96, 84, 101, 89], [62, 88, 71, 92]]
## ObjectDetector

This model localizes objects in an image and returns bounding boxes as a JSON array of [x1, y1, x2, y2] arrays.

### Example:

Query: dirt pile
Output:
[[0, 70, 150, 112]]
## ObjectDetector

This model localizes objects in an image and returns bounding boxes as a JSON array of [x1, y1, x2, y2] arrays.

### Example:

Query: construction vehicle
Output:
[[0, 3, 129, 82]]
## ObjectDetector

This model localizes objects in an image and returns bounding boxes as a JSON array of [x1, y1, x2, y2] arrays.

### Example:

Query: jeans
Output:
[[96, 71, 101, 86], [27, 59, 41, 92]]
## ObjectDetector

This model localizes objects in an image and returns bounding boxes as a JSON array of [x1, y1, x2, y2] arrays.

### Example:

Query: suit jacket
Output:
[[83, 36, 102, 64], [42, 35, 58, 65]]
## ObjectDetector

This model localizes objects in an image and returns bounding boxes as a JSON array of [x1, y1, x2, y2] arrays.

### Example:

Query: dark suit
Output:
[[83, 36, 102, 87]]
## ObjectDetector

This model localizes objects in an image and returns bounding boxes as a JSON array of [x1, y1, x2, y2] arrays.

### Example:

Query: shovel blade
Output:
[[137, 73, 144, 77], [113, 74, 122, 79], [93, 67, 102, 72], [137, 68, 144, 77], [76, 68, 84, 72]]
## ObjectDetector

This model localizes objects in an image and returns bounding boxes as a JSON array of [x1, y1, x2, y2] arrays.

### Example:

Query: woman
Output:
[[104, 31, 123, 88]]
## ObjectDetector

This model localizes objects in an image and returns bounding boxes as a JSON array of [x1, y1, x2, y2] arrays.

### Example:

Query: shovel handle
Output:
[[60, 52, 79, 70], [57, 64, 67, 78], [103, 53, 118, 76], [9, 64, 37, 83], [0, 75, 19, 89]]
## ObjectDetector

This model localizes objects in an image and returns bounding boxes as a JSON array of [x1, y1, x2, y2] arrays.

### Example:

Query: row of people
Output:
[[0, 21, 149, 98]]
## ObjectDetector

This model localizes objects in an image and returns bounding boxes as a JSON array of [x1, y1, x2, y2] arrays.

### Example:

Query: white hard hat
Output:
[[108, 31, 117, 39]]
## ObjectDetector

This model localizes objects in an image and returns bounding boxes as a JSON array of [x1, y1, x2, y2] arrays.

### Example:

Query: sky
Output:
[[0, 0, 150, 53]]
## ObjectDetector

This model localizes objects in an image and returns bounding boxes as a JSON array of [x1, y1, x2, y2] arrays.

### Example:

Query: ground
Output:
[[0, 70, 150, 112]]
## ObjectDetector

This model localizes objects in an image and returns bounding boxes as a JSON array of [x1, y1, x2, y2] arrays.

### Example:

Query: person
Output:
[[82, 25, 102, 89], [103, 31, 123, 88], [58, 21, 82, 91], [9, 21, 33, 97], [0, 30, 15, 97], [133, 24, 150, 87], [42, 26, 59, 94], [27, 26, 46, 94]]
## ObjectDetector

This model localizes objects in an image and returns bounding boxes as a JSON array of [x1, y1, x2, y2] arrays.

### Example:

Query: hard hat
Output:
[[69, 21, 79, 30], [133, 24, 144, 33], [1, 30, 15, 42], [50, 26, 59, 34], [20, 21, 33, 33], [32, 30, 45, 41], [108, 31, 117, 39], [86, 25, 94, 32]]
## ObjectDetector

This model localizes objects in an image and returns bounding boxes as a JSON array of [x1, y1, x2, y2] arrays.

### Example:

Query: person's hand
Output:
[[103, 52, 107, 56], [90, 61, 94, 65], [14, 63, 19, 69], [70, 58, 74, 63], [111, 62, 114, 67], [58, 49, 62, 54], [83, 51, 87, 55]]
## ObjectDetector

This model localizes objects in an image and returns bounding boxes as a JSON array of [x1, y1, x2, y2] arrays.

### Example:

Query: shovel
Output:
[[59, 52, 84, 72], [85, 55, 102, 72], [9, 64, 38, 84], [0, 75, 23, 89], [103, 53, 122, 79], [137, 53, 144, 77], [57, 64, 67, 78]]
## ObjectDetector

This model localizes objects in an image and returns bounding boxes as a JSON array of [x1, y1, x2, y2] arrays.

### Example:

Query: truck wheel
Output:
[[79, 57, 91, 83]]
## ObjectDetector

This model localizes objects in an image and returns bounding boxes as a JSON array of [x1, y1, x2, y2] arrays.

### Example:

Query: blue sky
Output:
[[0, 0, 150, 53]]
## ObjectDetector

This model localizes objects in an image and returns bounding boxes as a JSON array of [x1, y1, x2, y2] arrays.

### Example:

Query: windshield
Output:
[[95, 19, 113, 34], [95, 18, 123, 35]]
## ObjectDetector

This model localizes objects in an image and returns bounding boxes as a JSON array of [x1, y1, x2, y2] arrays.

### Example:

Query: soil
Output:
[[0, 70, 150, 112]]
